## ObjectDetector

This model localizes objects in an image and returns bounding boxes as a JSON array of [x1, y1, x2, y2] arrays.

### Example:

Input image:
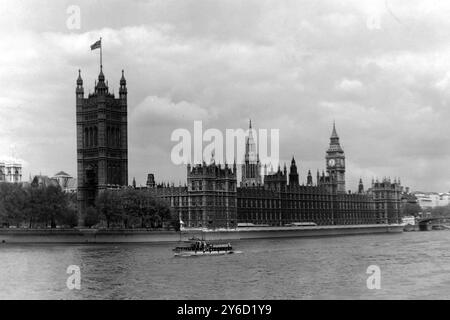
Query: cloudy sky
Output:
[[1, 0, 450, 192]]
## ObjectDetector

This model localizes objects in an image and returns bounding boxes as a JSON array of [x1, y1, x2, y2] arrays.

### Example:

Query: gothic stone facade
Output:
[[148, 123, 401, 228], [76, 68, 128, 222], [149, 166, 401, 228], [147, 162, 238, 229], [185, 162, 238, 228]]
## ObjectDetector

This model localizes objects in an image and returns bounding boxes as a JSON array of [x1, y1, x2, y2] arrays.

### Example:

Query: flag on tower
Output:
[[90, 39, 101, 50]]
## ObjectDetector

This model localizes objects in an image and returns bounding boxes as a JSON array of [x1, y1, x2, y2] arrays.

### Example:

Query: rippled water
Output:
[[1, 231, 450, 299]]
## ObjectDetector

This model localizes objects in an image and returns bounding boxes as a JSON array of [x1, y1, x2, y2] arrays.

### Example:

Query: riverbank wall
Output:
[[0, 224, 403, 243]]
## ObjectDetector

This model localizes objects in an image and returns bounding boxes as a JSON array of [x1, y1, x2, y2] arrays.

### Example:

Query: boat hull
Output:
[[174, 250, 234, 257]]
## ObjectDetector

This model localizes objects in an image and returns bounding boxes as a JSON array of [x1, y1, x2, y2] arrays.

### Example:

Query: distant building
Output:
[[52, 171, 77, 193], [411, 191, 450, 210], [412, 192, 441, 209], [0, 161, 22, 183], [438, 193, 450, 206], [30, 175, 59, 188]]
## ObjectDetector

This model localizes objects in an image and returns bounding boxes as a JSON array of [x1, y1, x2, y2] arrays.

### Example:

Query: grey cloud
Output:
[[0, 0, 449, 190]]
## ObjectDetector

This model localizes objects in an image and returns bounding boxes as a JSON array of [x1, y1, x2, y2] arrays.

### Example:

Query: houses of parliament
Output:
[[76, 67, 402, 228]]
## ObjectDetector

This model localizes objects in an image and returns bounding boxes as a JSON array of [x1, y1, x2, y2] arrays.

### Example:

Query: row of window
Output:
[[242, 164, 260, 179], [0, 170, 19, 175], [239, 213, 378, 225], [83, 126, 122, 148], [238, 198, 384, 210], [190, 181, 236, 191]]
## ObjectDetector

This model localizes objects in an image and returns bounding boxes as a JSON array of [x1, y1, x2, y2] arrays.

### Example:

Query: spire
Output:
[[289, 158, 299, 186], [328, 121, 343, 152], [248, 119, 254, 139], [358, 177, 364, 194], [307, 169, 313, 186], [77, 69, 83, 85], [120, 69, 126, 85], [95, 65, 108, 94], [76, 69, 84, 96], [211, 150, 215, 164], [99, 65, 105, 82], [331, 120, 338, 139], [119, 69, 127, 97], [244, 119, 257, 163]]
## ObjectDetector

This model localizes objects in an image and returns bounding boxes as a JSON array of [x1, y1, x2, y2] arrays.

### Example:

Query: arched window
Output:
[[84, 128, 89, 147], [89, 127, 93, 147], [107, 165, 112, 184], [94, 127, 98, 146], [113, 165, 118, 184], [110, 128, 116, 147], [106, 127, 110, 147]]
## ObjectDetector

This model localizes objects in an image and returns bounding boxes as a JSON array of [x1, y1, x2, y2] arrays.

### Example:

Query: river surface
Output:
[[1, 231, 450, 299]]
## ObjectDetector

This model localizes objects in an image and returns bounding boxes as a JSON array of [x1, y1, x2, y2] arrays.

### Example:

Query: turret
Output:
[[146, 174, 156, 188], [241, 119, 261, 187], [326, 121, 345, 193], [76, 69, 84, 98], [289, 156, 299, 186], [358, 178, 364, 194], [119, 69, 127, 98], [95, 66, 109, 95], [307, 170, 313, 186]]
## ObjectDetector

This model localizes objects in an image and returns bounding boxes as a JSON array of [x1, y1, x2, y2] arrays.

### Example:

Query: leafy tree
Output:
[[401, 202, 422, 217], [431, 204, 450, 218], [59, 207, 78, 228], [96, 190, 121, 228], [45, 185, 69, 228], [0, 183, 26, 227], [155, 198, 172, 228], [119, 188, 141, 228], [84, 206, 100, 228], [0, 183, 175, 230]]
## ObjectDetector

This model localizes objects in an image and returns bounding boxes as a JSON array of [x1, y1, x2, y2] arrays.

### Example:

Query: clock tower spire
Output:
[[326, 122, 345, 193]]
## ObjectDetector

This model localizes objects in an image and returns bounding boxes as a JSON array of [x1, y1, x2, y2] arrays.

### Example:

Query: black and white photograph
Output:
[[1, 0, 450, 306]]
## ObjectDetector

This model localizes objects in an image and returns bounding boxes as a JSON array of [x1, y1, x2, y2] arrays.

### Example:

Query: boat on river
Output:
[[173, 239, 234, 257]]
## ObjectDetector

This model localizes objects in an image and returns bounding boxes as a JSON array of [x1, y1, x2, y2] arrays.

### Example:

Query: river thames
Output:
[[1, 231, 450, 299]]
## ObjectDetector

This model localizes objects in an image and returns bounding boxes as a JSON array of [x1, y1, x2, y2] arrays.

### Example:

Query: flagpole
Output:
[[100, 37, 102, 70]]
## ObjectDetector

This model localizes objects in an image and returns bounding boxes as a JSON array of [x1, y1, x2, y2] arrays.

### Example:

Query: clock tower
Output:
[[325, 122, 345, 193]]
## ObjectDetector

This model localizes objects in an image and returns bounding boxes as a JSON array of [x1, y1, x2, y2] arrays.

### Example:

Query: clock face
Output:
[[328, 159, 336, 167]]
